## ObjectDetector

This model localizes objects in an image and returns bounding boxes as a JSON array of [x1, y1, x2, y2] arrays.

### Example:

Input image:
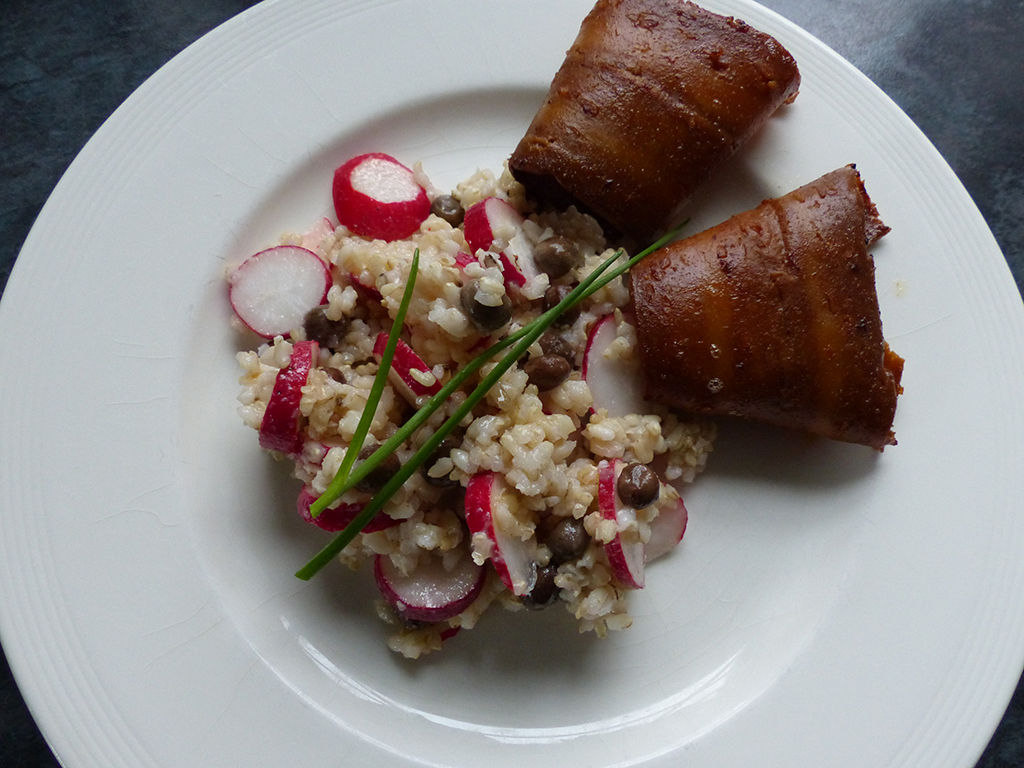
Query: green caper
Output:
[[546, 516, 589, 563], [303, 305, 349, 351], [539, 330, 575, 363], [460, 281, 512, 332], [616, 463, 660, 508], [521, 563, 559, 609], [524, 354, 571, 391], [542, 284, 581, 326], [430, 194, 465, 227], [533, 236, 583, 279]]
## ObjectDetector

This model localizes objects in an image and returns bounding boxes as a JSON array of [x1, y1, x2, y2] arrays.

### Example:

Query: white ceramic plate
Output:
[[2, 1, 1022, 766]]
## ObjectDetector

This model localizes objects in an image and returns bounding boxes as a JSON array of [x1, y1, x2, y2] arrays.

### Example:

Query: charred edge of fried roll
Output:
[[630, 164, 904, 450], [509, 0, 800, 246]]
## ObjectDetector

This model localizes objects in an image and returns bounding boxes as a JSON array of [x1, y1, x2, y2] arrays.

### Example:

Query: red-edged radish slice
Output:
[[645, 490, 688, 562], [597, 458, 645, 588], [374, 550, 485, 623], [348, 272, 383, 301], [453, 251, 477, 270], [296, 486, 399, 533], [300, 217, 335, 251], [498, 253, 527, 288], [372, 333, 442, 405], [583, 314, 650, 417], [504, 228, 541, 284], [259, 340, 319, 455], [463, 197, 539, 288], [463, 197, 519, 253], [332, 152, 430, 241], [464, 472, 537, 596], [229, 246, 330, 338]]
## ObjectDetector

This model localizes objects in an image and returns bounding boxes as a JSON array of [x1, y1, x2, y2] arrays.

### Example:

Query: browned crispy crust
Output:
[[509, 0, 800, 244], [630, 165, 904, 449]]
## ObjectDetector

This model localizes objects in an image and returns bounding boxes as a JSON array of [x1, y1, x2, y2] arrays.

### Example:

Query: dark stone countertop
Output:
[[1, 1, 1021, 766]]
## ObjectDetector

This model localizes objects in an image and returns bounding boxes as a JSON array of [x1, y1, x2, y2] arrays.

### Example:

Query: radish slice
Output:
[[372, 333, 442, 405], [348, 273, 383, 301], [464, 472, 537, 596], [463, 197, 520, 253], [439, 626, 461, 641], [374, 550, 485, 623], [453, 251, 477, 270], [463, 197, 539, 288], [296, 486, 399, 533], [229, 246, 330, 338], [259, 340, 318, 455], [583, 314, 650, 417], [332, 152, 430, 241], [498, 253, 527, 287], [645, 490, 688, 562], [300, 217, 335, 251], [504, 228, 541, 284], [597, 458, 645, 588]]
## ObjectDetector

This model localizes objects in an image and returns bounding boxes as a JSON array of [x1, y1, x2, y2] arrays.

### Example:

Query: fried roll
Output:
[[509, 0, 800, 245], [630, 165, 904, 449]]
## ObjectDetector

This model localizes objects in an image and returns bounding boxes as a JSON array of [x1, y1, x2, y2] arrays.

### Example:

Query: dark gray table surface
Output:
[[2, 0, 1022, 765]]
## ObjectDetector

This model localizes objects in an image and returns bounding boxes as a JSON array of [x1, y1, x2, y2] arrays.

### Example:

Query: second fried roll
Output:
[[630, 165, 904, 449]]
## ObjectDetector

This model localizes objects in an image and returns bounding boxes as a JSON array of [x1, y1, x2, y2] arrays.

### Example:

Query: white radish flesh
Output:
[[645, 490, 688, 562], [583, 313, 650, 417], [259, 340, 318, 455], [229, 246, 330, 339], [372, 333, 442, 405], [504, 228, 541, 284], [332, 153, 430, 241], [463, 197, 539, 288], [464, 472, 537, 596], [374, 551, 485, 623], [597, 458, 645, 589]]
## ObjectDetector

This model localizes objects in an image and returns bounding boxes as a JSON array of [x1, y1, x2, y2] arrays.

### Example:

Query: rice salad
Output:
[[230, 158, 714, 658]]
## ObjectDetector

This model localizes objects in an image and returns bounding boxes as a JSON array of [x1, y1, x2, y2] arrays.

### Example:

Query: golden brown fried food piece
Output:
[[509, 0, 800, 244], [630, 165, 904, 449]]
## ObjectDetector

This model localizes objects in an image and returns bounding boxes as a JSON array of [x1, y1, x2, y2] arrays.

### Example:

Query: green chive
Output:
[[307, 331, 520, 517], [309, 235, 635, 515], [295, 224, 684, 580], [310, 249, 419, 518]]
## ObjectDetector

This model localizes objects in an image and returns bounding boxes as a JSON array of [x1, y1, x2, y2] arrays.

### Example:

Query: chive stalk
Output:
[[296, 225, 683, 580], [308, 330, 521, 518], [310, 236, 632, 516], [311, 250, 420, 518]]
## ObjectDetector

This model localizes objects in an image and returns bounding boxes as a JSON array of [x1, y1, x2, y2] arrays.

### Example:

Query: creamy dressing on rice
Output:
[[233, 165, 714, 658]]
